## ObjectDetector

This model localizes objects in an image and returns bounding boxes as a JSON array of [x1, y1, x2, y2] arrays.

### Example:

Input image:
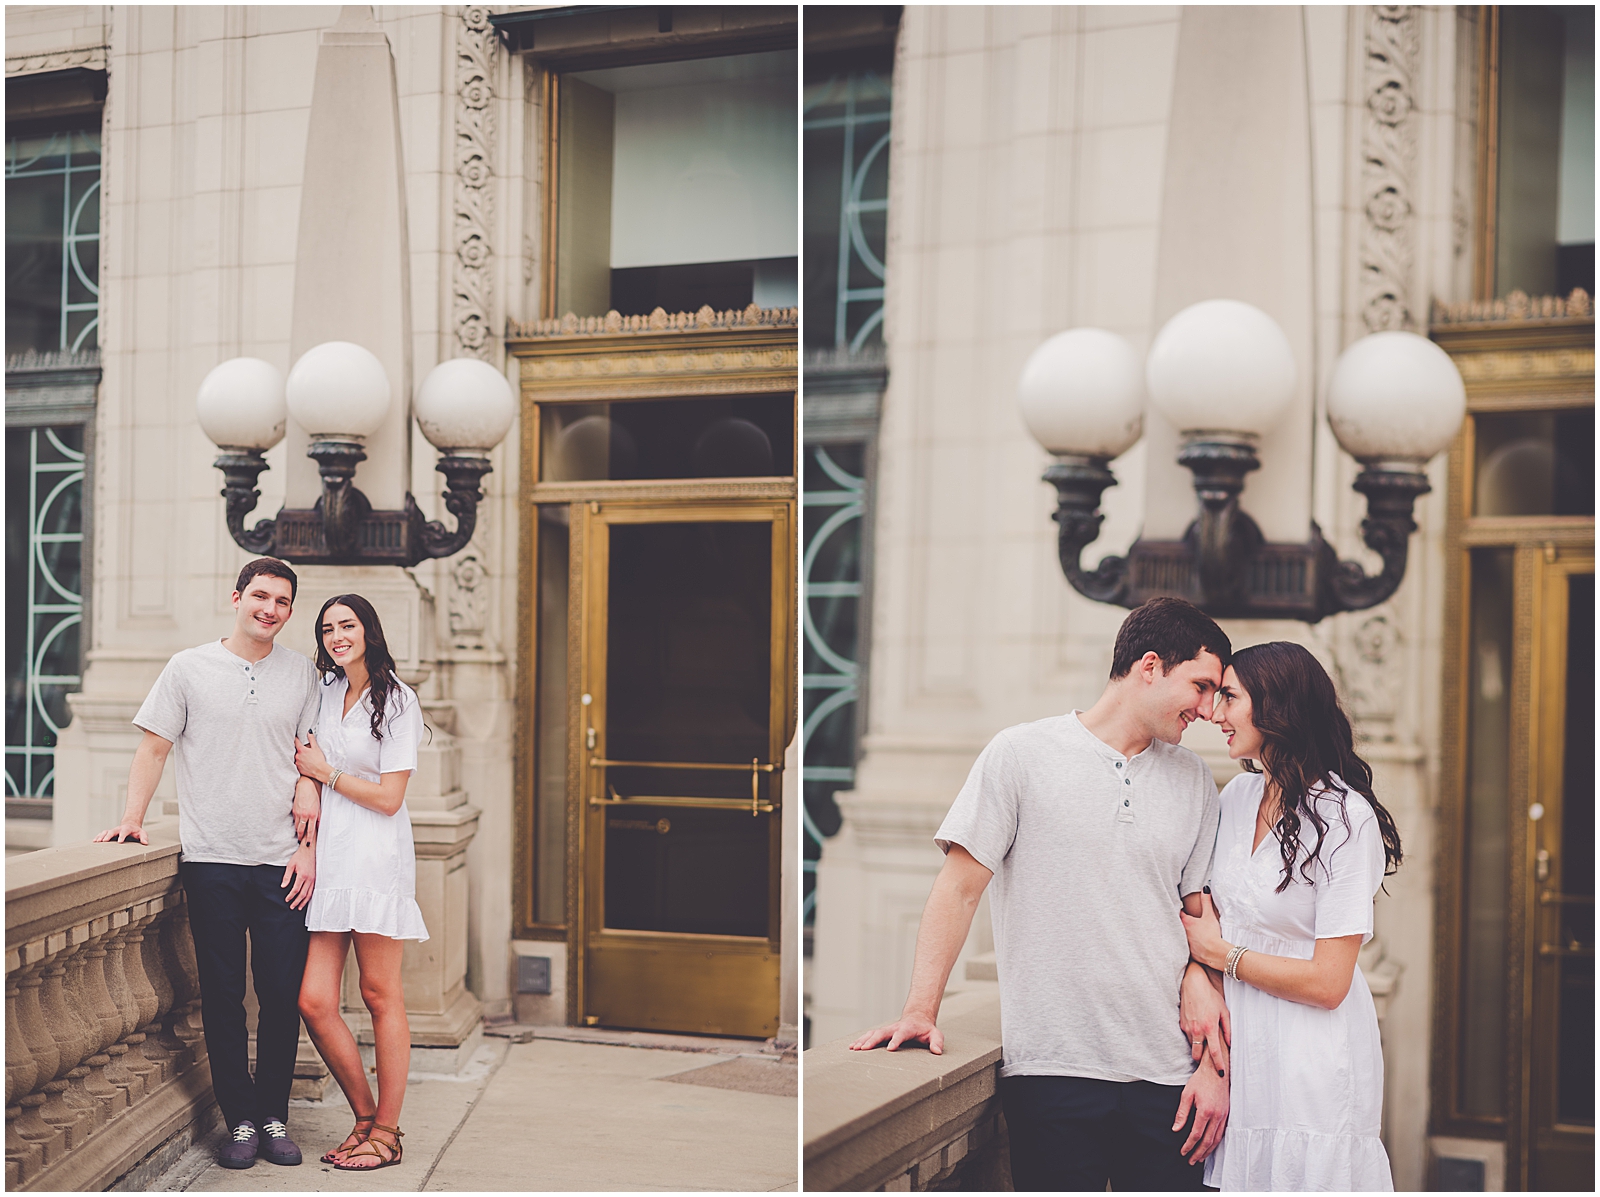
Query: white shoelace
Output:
[[231, 1125, 255, 1142], [262, 1121, 289, 1138]]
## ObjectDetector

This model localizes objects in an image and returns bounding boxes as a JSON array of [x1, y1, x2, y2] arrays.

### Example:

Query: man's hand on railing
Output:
[[93, 819, 148, 845], [849, 1012, 945, 1055]]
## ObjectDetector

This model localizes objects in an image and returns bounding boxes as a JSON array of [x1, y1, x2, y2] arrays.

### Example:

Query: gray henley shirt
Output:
[[935, 711, 1220, 1085]]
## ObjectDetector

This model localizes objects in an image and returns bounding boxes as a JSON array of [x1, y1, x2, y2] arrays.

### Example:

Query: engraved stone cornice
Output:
[[1430, 288, 1594, 327], [509, 303, 799, 340], [453, 5, 498, 359], [509, 307, 799, 400], [5, 46, 107, 77], [1430, 292, 1595, 405], [1359, 6, 1420, 332]]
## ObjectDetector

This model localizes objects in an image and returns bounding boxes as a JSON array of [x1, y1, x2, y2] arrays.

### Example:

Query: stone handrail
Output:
[[5, 819, 212, 1191], [803, 990, 1011, 1192]]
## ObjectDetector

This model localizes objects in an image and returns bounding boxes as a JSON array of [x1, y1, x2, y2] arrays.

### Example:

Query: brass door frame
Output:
[[507, 320, 798, 1023], [1429, 313, 1594, 1170], [1522, 548, 1594, 1188], [577, 498, 793, 1035]]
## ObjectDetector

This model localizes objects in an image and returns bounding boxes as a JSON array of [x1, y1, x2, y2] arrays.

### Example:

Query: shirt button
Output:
[[1115, 762, 1122, 769], [1124, 799, 1130, 806], [1125, 778, 1131, 785]]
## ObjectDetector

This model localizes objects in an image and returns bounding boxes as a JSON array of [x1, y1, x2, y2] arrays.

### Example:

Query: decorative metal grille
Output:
[[802, 444, 866, 921], [5, 426, 85, 799], [803, 71, 891, 354], [5, 126, 102, 356]]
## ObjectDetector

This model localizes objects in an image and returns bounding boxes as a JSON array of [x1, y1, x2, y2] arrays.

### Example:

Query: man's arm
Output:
[[94, 731, 174, 844], [848, 844, 993, 1055], [281, 774, 319, 910], [1179, 891, 1231, 1078]]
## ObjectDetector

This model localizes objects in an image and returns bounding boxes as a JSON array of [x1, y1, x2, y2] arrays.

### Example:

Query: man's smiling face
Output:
[[1138, 649, 1224, 745], [232, 575, 295, 646]]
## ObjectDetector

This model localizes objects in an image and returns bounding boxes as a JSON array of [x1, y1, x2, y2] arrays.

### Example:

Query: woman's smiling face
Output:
[[320, 603, 367, 671], [1212, 665, 1264, 761]]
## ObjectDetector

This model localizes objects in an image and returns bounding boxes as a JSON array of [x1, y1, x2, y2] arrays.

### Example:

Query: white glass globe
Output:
[[285, 341, 391, 439], [1146, 299, 1296, 437], [196, 357, 286, 451], [1017, 328, 1145, 459], [415, 357, 516, 453], [1326, 330, 1466, 464]]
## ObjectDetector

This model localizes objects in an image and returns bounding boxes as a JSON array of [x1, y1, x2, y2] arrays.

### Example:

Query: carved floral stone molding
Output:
[[1359, 6, 1420, 333], [454, 6, 497, 359]]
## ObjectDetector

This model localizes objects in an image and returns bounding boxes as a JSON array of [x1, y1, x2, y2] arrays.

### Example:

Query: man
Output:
[[97, 558, 322, 1170], [851, 597, 1234, 1191]]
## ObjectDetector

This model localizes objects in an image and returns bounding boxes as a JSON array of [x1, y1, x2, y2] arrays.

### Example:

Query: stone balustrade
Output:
[[5, 819, 213, 1192], [806, 951, 1402, 1192], [803, 990, 1010, 1192]]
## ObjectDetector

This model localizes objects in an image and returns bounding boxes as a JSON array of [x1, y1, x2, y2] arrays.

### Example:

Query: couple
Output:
[[96, 558, 425, 1172], [853, 597, 1401, 1192]]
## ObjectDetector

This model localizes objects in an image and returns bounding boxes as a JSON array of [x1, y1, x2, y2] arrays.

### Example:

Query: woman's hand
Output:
[[294, 732, 331, 784], [1180, 892, 1231, 972]]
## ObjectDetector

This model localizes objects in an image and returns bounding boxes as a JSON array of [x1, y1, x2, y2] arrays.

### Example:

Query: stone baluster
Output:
[[6, 947, 66, 1171], [103, 916, 156, 1101], [68, 929, 127, 1123], [143, 905, 192, 1071], [5, 965, 37, 1109], [5, 966, 45, 1184], [162, 904, 207, 1066], [129, 903, 177, 1084], [50, 928, 110, 1139], [32, 940, 96, 1152], [85, 919, 143, 1108], [81, 921, 124, 1054], [11, 1092, 64, 1172], [7, 1103, 42, 1187]]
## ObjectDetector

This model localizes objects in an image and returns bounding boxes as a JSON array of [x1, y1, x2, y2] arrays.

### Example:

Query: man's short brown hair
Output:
[[235, 558, 298, 604], [1109, 597, 1231, 679]]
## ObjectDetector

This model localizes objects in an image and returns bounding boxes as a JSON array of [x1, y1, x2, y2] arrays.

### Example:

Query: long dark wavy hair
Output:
[[314, 594, 401, 742], [1230, 642, 1403, 893]]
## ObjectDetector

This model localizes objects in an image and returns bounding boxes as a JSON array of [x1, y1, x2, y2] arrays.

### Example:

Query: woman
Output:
[[294, 594, 428, 1172], [1180, 641, 1402, 1192]]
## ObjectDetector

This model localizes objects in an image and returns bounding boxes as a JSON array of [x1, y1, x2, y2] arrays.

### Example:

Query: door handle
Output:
[[593, 758, 781, 816]]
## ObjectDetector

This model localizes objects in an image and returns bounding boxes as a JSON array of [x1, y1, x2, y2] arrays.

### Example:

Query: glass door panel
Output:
[[580, 502, 791, 1038], [1529, 558, 1595, 1190]]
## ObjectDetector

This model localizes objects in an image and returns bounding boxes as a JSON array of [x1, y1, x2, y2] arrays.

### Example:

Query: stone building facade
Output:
[[805, 6, 1592, 1192], [6, 1, 801, 1095]]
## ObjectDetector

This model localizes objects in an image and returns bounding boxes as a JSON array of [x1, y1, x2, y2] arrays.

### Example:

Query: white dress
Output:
[[303, 675, 429, 941], [1203, 771, 1392, 1192]]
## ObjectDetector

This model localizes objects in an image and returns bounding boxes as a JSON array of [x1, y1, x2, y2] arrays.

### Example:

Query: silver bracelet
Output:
[[1225, 945, 1249, 981], [327, 768, 342, 791]]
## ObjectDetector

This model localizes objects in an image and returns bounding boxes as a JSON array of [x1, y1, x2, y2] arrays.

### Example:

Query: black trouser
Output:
[[180, 862, 310, 1130], [1001, 1074, 1212, 1192]]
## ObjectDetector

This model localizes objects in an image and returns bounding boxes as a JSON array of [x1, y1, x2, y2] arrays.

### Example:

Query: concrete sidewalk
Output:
[[149, 1029, 798, 1192]]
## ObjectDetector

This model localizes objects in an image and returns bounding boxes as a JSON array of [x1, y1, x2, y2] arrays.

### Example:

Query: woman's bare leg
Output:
[[348, 931, 408, 1161], [298, 931, 376, 1132]]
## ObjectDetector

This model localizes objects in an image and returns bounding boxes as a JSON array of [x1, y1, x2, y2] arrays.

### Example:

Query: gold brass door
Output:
[[577, 500, 793, 1037], [1525, 550, 1594, 1190]]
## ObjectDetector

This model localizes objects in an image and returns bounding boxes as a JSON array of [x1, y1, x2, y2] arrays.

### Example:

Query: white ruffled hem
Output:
[[306, 887, 430, 941], [1205, 1125, 1393, 1192]]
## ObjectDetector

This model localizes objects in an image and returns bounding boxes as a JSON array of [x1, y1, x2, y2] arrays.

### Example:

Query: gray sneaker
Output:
[[259, 1119, 303, 1166], [218, 1121, 258, 1169]]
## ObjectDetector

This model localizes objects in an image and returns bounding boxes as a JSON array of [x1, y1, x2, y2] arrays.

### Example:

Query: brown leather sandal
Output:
[[321, 1115, 376, 1164], [333, 1122, 403, 1171]]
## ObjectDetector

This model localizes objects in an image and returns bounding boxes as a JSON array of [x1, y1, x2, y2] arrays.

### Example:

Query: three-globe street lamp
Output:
[[197, 342, 516, 566], [1019, 299, 1466, 622]]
